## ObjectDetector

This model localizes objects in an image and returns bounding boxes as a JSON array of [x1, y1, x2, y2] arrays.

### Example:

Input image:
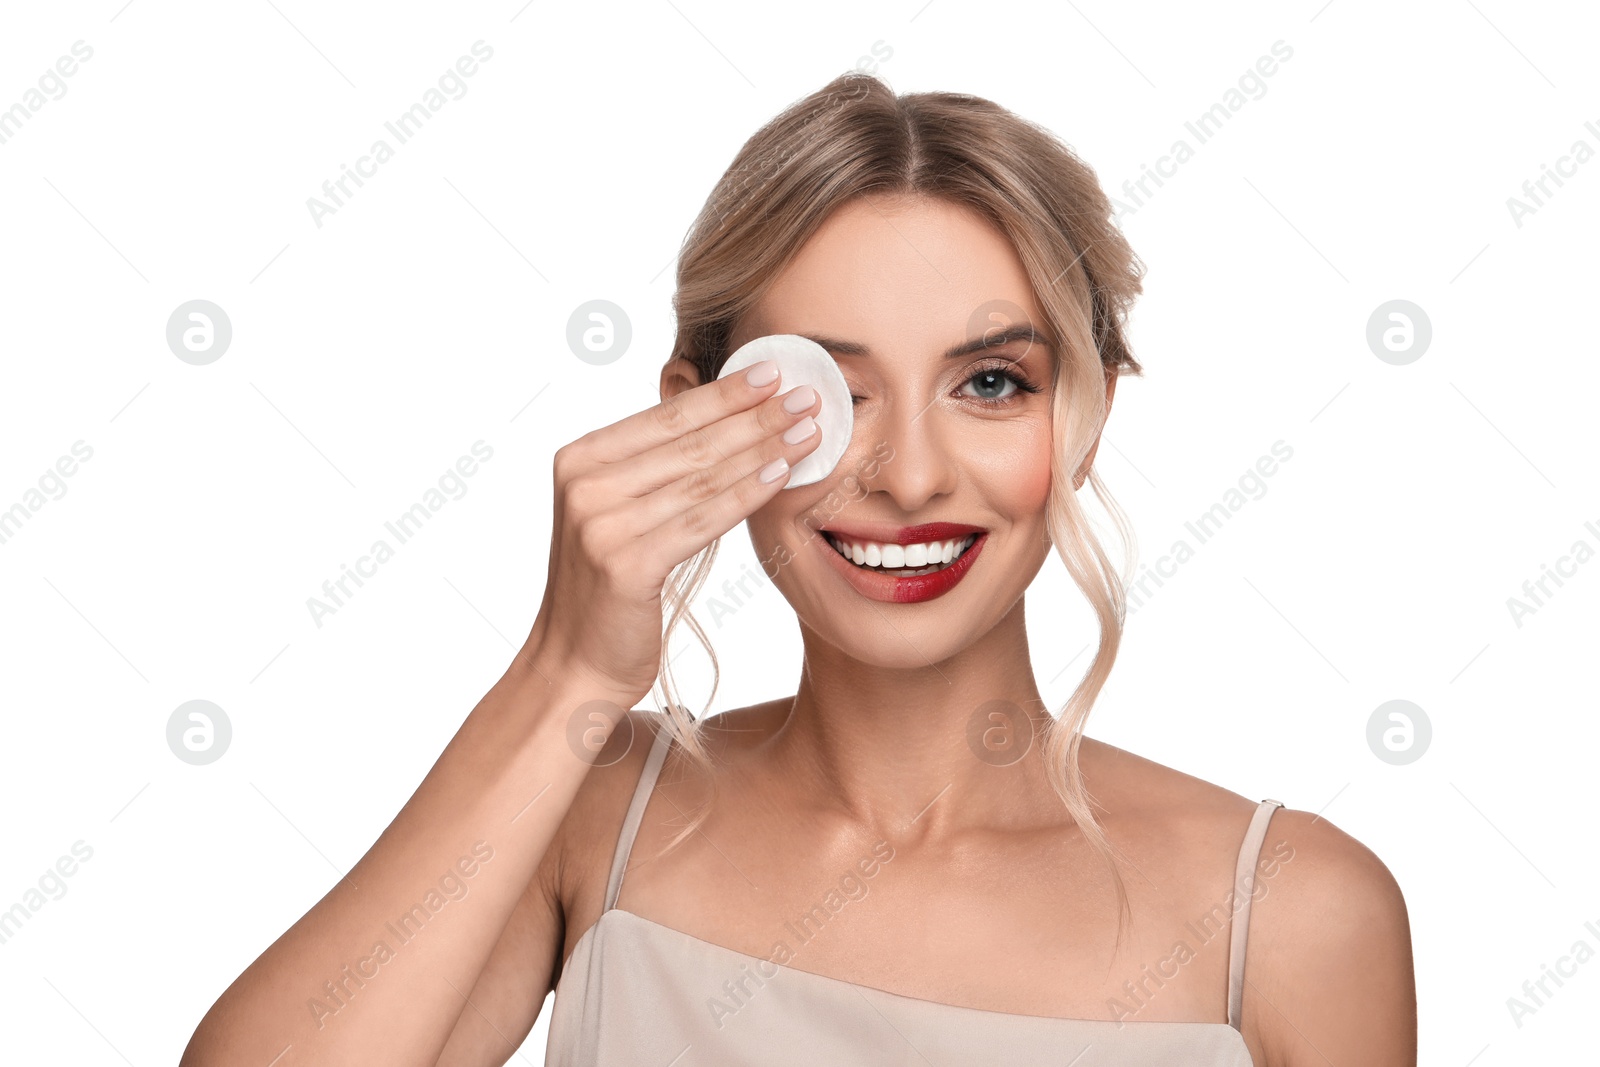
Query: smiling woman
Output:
[[540, 73, 1412, 1067], [649, 88, 1145, 898], [180, 71, 1415, 1067]]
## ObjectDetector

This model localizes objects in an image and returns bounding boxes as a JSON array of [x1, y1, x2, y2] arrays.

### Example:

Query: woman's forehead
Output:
[[737, 203, 1045, 360]]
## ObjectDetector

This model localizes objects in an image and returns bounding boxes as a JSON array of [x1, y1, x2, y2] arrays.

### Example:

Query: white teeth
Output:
[[827, 533, 978, 573]]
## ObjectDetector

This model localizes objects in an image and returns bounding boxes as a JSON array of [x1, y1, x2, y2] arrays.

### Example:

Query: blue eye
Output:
[[960, 364, 1043, 406], [848, 364, 1043, 408]]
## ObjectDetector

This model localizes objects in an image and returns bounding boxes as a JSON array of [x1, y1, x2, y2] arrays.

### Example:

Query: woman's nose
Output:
[[853, 396, 959, 511]]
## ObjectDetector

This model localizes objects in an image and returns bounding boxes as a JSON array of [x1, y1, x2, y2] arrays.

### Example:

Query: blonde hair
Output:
[[648, 71, 1144, 927]]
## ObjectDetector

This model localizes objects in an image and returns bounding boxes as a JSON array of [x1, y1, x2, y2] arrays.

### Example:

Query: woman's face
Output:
[[689, 194, 1109, 668]]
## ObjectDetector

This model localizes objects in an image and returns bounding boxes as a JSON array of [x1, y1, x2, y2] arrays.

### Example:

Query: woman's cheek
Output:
[[1006, 425, 1054, 510], [1028, 444, 1054, 507], [747, 503, 814, 580]]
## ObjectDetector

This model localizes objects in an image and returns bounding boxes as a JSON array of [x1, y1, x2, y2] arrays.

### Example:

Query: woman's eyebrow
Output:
[[799, 322, 1051, 360]]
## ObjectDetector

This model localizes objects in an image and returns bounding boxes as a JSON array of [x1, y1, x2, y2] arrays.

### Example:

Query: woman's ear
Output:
[[1073, 368, 1119, 490], [659, 356, 705, 404]]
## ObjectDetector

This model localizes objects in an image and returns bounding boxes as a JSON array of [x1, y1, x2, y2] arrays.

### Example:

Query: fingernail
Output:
[[783, 416, 817, 444], [782, 385, 817, 413], [759, 457, 790, 484], [745, 360, 780, 387]]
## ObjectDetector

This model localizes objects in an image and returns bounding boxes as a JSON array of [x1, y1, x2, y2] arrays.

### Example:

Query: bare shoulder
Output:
[[1078, 738, 1267, 865], [1243, 807, 1416, 1065], [1080, 739, 1416, 1063], [547, 703, 779, 968], [555, 701, 781, 851], [543, 707, 672, 976]]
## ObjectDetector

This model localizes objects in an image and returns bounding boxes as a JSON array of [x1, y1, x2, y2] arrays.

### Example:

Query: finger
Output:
[[581, 359, 785, 466], [603, 382, 821, 498], [631, 411, 824, 560]]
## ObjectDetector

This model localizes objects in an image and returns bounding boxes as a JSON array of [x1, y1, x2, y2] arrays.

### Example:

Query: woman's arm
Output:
[[179, 360, 824, 1065], [177, 652, 633, 1067], [429, 838, 566, 1065], [1245, 808, 1417, 1066], [427, 708, 653, 1066]]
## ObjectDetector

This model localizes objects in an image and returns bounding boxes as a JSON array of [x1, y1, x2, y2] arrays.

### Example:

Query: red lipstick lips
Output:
[[819, 521, 987, 545], [817, 522, 988, 604]]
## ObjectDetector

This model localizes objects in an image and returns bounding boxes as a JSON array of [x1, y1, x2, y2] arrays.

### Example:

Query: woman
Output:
[[182, 72, 1416, 1066]]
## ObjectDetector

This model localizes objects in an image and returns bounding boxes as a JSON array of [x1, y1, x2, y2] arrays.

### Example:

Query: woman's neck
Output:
[[761, 601, 1061, 841]]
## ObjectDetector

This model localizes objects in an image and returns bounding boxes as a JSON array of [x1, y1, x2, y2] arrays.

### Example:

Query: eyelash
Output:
[[849, 361, 1043, 408]]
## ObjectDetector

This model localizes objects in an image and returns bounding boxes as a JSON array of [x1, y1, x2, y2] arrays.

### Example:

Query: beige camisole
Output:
[[546, 720, 1284, 1066]]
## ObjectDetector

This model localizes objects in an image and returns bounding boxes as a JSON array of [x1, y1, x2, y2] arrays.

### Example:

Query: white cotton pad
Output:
[[716, 334, 853, 488]]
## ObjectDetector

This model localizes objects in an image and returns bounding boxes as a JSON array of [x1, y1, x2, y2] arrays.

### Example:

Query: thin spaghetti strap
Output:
[[1226, 798, 1284, 1029], [601, 717, 676, 912]]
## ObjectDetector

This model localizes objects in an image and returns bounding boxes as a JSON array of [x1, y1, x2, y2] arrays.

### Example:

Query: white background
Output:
[[1, 0, 1595, 1063]]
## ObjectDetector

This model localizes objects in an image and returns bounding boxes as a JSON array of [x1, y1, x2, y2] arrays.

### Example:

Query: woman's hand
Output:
[[520, 358, 822, 705]]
